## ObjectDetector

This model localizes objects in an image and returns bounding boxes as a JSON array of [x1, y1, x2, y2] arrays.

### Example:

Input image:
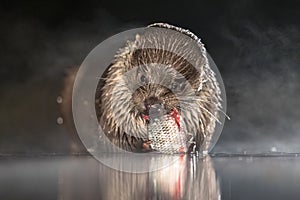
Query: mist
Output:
[[214, 22, 300, 153], [0, 1, 300, 154]]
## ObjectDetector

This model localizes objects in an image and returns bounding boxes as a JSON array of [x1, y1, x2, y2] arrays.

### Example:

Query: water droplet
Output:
[[271, 147, 277, 152], [83, 100, 88, 106], [57, 96, 63, 104], [57, 117, 64, 125]]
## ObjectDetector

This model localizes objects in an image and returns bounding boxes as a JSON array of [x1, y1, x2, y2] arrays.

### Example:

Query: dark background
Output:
[[1, 0, 300, 154]]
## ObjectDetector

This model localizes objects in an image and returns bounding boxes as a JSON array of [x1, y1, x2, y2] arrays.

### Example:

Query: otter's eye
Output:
[[140, 74, 148, 84], [171, 79, 186, 91]]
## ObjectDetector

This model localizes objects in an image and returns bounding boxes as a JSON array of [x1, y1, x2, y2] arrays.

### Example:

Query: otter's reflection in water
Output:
[[59, 155, 220, 200]]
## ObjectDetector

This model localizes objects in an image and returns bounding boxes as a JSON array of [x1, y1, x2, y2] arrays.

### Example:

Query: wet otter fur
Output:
[[95, 23, 222, 153]]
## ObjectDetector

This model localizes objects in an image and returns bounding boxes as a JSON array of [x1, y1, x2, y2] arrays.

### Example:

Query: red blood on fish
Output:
[[169, 108, 181, 130], [178, 146, 185, 154], [143, 114, 150, 121]]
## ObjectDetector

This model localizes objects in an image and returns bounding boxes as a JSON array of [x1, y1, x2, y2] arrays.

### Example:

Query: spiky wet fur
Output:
[[95, 24, 222, 152]]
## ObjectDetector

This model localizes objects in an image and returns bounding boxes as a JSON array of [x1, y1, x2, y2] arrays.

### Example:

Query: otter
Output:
[[95, 23, 222, 153]]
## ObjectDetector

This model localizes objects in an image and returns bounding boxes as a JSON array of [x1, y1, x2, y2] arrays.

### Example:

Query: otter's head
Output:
[[96, 26, 222, 152]]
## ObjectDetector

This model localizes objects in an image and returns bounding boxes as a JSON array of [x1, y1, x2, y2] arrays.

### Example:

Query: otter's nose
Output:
[[143, 97, 166, 120], [148, 103, 166, 119], [144, 96, 160, 110]]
